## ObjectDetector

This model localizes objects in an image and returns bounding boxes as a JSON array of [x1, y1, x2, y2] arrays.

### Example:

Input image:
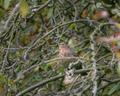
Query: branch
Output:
[[4, 3, 19, 31], [27, 0, 52, 19], [98, 78, 120, 91], [90, 26, 98, 96], [23, 19, 98, 61], [16, 69, 91, 96]]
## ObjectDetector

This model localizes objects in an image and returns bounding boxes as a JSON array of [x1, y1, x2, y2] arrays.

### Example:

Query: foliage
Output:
[[0, 0, 120, 96]]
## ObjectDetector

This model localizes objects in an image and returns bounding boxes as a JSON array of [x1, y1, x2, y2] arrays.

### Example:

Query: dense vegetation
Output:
[[0, 0, 120, 96]]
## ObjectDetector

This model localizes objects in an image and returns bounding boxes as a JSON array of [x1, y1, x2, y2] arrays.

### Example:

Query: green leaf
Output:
[[69, 23, 76, 29], [0, 0, 3, 6], [47, 8, 53, 18], [43, 63, 52, 71], [4, 0, 12, 9], [108, 83, 120, 95], [0, 9, 4, 19], [19, 0, 30, 18], [117, 62, 120, 76], [69, 23, 78, 31]]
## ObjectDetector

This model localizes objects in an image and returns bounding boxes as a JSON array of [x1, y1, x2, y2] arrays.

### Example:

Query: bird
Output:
[[53, 43, 76, 72], [58, 42, 74, 58], [51, 43, 77, 91]]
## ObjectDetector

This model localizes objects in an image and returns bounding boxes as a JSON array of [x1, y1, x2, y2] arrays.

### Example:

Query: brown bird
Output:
[[53, 43, 76, 71], [58, 43, 74, 58]]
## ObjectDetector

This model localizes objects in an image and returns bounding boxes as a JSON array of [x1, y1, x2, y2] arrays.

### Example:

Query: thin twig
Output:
[[27, 0, 52, 19], [24, 19, 98, 61], [16, 68, 92, 96], [4, 3, 19, 30]]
